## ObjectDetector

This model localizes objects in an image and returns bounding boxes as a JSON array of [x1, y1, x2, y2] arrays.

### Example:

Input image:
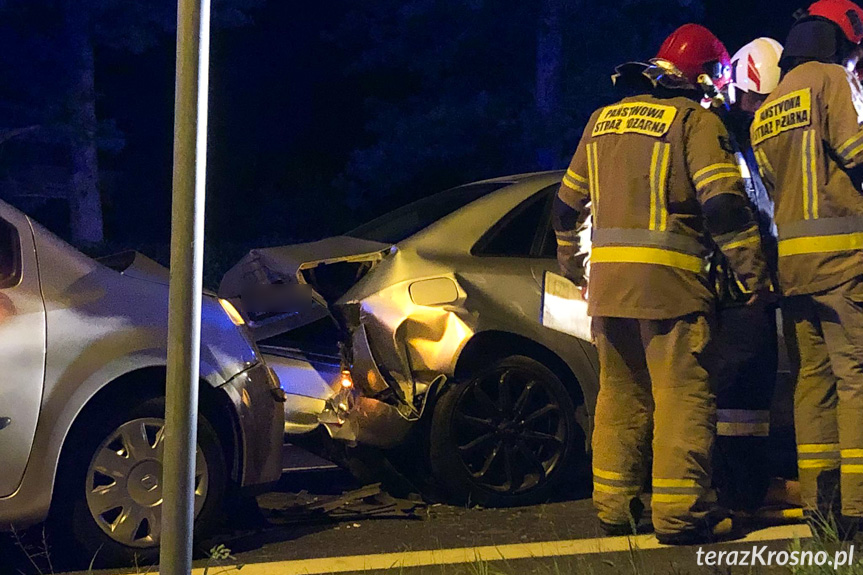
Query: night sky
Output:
[[0, 0, 817, 277]]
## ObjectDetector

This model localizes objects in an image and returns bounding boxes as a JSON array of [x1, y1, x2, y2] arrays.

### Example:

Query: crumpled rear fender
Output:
[[338, 274, 477, 417]]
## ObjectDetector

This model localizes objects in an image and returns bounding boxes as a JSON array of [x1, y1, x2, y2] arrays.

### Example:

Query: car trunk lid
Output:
[[219, 236, 393, 341]]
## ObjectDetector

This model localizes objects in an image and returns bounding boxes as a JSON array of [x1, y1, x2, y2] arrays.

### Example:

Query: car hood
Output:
[[219, 236, 393, 340], [96, 250, 171, 285]]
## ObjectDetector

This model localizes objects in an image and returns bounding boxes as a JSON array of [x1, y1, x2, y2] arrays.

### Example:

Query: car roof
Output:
[[401, 171, 563, 253], [471, 170, 564, 186]]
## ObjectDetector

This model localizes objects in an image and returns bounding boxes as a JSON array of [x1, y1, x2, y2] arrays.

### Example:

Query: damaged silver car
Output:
[[0, 200, 285, 566], [221, 172, 598, 507]]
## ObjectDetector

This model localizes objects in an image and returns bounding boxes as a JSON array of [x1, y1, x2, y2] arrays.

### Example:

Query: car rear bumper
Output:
[[318, 323, 416, 449]]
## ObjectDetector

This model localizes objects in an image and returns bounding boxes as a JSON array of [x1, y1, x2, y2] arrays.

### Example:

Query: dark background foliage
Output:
[[0, 0, 811, 280]]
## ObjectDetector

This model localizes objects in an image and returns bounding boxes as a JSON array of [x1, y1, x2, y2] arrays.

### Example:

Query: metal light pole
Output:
[[160, 0, 210, 572]]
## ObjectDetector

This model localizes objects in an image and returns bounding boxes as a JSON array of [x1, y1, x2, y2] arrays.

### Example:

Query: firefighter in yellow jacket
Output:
[[751, 0, 863, 533], [554, 24, 771, 544]]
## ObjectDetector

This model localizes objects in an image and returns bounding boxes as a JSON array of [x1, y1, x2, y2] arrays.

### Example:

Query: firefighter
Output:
[[750, 0, 863, 534], [710, 38, 785, 515], [554, 24, 771, 544]]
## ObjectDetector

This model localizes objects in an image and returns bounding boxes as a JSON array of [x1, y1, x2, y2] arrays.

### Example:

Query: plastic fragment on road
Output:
[[263, 483, 427, 524]]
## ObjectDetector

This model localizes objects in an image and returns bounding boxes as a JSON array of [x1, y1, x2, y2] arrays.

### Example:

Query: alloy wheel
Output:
[[451, 366, 567, 495]]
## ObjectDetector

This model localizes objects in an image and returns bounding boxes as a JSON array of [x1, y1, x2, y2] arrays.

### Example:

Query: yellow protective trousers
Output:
[[783, 278, 863, 517], [592, 314, 719, 536]]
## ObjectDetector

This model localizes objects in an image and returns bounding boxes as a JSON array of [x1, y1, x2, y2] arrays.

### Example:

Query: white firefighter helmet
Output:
[[729, 38, 784, 102]]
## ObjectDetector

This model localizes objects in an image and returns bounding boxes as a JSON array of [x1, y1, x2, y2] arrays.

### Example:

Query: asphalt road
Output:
[[0, 463, 816, 575]]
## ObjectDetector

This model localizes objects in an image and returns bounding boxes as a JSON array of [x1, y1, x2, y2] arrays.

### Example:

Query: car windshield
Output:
[[347, 182, 511, 244]]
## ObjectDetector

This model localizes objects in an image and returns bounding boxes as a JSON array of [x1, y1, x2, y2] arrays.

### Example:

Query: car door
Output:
[[0, 204, 47, 497]]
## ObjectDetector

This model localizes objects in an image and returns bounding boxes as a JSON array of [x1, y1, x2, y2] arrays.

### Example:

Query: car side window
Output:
[[472, 185, 556, 257], [0, 218, 21, 288]]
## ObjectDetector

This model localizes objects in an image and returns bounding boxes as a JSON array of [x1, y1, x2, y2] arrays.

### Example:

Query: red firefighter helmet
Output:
[[655, 24, 732, 90], [807, 0, 863, 45]]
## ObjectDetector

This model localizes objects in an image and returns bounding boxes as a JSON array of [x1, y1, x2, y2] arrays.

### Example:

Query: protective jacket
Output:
[[555, 90, 771, 538], [751, 61, 863, 295], [754, 60, 863, 519], [555, 94, 769, 320]]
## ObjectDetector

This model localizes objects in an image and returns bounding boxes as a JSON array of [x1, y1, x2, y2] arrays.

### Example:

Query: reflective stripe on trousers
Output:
[[842, 449, 863, 475], [593, 468, 641, 497], [716, 409, 770, 437], [798, 443, 840, 470], [651, 478, 707, 505]]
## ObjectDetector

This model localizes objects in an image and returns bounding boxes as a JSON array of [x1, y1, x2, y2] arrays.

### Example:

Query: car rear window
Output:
[[0, 218, 21, 288], [347, 182, 511, 244], [472, 190, 550, 257], [471, 184, 560, 258]]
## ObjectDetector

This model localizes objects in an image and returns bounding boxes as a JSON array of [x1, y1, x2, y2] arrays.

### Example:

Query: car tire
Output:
[[429, 355, 582, 507], [52, 397, 227, 568]]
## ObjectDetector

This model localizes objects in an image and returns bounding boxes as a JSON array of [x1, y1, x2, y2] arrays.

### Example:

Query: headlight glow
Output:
[[219, 298, 245, 326]]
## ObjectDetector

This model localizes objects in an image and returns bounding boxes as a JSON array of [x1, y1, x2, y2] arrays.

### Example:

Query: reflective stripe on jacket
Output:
[[554, 94, 769, 320], [751, 62, 863, 295]]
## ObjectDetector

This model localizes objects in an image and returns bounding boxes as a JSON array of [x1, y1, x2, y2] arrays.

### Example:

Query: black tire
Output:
[[51, 397, 227, 569], [429, 355, 583, 507]]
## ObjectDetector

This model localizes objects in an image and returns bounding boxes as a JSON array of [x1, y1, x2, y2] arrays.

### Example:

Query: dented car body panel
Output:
[[336, 174, 599, 443], [221, 172, 599, 449]]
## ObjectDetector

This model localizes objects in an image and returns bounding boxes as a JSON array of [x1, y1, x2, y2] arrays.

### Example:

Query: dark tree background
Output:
[[0, 0, 811, 280]]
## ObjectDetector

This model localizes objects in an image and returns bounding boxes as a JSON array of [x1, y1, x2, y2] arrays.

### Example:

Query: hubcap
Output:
[[85, 418, 208, 548], [452, 366, 567, 495]]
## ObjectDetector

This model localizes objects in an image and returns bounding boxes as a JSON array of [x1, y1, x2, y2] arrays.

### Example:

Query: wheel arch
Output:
[[453, 330, 585, 407], [55, 366, 242, 499]]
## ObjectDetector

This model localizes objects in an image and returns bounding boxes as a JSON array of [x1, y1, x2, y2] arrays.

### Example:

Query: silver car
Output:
[[0, 200, 285, 566], [222, 172, 595, 507], [222, 171, 794, 508]]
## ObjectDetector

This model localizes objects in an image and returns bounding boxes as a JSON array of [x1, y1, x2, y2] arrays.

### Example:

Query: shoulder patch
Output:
[[751, 88, 812, 146], [591, 102, 678, 138]]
